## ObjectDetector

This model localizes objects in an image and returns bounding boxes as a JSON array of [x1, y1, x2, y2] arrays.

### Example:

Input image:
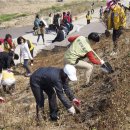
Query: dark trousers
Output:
[[112, 29, 122, 51], [37, 34, 44, 43], [0, 63, 2, 73], [30, 49, 34, 58], [87, 20, 90, 24], [30, 49, 34, 64], [23, 59, 31, 74], [112, 29, 122, 42], [31, 84, 58, 116], [91, 9, 94, 14]]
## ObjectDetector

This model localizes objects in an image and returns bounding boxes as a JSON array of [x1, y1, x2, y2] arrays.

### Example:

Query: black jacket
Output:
[[30, 67, 75, 109], [52, 30, 65, 43], [0, 52, 15, 71]]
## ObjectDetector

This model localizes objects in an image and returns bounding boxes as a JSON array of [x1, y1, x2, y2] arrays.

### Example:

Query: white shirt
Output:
[[20, 42, 33, 60]]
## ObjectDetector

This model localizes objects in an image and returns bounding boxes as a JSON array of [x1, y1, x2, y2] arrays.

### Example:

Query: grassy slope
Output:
[[0, 30, 130, 130]]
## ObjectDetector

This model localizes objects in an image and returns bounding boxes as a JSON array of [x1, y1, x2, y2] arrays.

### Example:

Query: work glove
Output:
[[73, 98, 81, 107], [68, 106, 76, 115], [100, 60, 105, 65], [0, 97, 5, 103]]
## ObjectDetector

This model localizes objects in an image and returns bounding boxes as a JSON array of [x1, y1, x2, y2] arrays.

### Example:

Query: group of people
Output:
[[33, 11, 74, 44], [0, 34, 19, 95], [0, 33, 36, 97], [0, 0, 128, 125], [30, 0, 127, 123]]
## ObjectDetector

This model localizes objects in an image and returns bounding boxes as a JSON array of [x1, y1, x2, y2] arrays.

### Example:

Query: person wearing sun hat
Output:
[[105, 0, 126, 55], [30, 64, 80, 122]]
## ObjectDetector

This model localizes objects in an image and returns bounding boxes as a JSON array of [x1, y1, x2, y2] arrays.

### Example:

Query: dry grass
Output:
[[1, 29, 130, 130], [0, 0, 105, 28]]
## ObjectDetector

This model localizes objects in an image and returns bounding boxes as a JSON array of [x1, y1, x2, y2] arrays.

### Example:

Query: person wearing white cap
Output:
[[30, 64, 80, 122]]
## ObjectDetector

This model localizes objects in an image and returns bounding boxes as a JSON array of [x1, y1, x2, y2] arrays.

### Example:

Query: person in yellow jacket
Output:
[[0, 70, 16, 94], [106, 1, 126, 55], [86, 11, 92, 24]]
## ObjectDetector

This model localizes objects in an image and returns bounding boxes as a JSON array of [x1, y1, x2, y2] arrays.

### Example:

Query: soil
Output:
[[0, 29, 130, 130]]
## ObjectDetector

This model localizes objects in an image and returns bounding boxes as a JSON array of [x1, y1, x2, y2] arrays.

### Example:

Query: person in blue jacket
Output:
[[30, 64, 80, 122]]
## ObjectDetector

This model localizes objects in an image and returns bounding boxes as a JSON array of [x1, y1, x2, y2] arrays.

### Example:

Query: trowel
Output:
[[92, 51, 114, 74]]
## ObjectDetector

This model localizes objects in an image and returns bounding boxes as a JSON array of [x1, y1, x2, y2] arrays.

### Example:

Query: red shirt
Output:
[[87, 51, 101, 65]]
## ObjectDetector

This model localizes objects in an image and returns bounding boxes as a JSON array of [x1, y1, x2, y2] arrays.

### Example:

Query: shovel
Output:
[[92, 51, 114, 74]]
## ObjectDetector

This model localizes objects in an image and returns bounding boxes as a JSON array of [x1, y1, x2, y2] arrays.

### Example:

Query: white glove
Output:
[[68, 106, 76, 115], [0, 97, 5, 103], [100, 60, 105, 65]]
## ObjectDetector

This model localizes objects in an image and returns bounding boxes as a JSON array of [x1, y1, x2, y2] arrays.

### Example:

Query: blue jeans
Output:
[[23, 59, 31, 74]]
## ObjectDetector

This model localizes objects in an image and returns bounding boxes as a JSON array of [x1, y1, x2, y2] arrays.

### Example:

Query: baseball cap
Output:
[[63, 64, 77, 81]]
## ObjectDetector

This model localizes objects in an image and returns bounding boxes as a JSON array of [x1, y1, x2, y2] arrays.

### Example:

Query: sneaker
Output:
[[50, 115, 59, 121], [25, 73, 31, 77], [50, 111, 59, 121], [110, 51, 117, 56]]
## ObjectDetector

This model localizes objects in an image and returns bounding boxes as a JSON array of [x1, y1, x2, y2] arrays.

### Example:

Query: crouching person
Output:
[[30, 64, 80, 122], [1, 70, 16, 94]]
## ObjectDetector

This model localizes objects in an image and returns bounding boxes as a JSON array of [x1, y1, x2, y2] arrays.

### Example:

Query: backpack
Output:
[[27, 40, 31, 50], [39, 21, 45, 27]]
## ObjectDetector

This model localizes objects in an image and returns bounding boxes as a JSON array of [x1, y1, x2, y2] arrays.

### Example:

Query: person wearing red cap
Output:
[[105, 0, 126, 55], [64, 33, 105, 86]]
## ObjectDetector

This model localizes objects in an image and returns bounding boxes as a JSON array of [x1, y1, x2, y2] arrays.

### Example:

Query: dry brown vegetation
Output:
[[0, 0, 105, 28], [0, 29, 130, 130]]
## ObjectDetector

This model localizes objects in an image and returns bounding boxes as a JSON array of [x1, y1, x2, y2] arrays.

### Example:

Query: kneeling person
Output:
[[30, 64, 80, 121], [0, 70, 16, 94]]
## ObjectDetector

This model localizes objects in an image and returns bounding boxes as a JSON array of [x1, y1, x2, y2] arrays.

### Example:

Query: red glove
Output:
[[0, 97, 5, 103], [73, 98, 81, 107]]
